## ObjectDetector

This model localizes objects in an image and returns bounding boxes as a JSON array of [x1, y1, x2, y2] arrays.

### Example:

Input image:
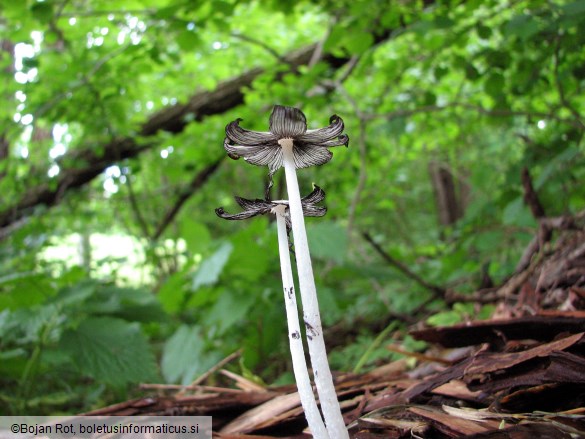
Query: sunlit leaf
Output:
[[191, 242, 233, 290]]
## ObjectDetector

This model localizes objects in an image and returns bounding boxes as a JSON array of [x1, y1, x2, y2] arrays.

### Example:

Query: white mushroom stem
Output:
[[272, 205, 329, 439], [278, 139, 349, 439]]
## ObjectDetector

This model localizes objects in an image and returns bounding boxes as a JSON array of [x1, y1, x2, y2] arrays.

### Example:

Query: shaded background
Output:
[[1, 0, 584, 415]]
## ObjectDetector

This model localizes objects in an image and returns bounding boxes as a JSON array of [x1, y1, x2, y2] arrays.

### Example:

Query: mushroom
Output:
[[216, 187, 329, 438], [222, 105, 349, 439]]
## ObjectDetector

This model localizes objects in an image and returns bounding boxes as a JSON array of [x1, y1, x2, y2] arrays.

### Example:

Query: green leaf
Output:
[[181, 221, 211, 255], [203, 291, 256, 335], [423, 91, 437, 106], [534, 147, 580, 189], [30, 2, 53, 24], [176, 30, 202, 51], [316, 287, 341, 326], [343, 31, 374, 54], [49, 280, 96, 309], [465, 63, 481, 80], [561, 1, 585, 17], [0, 272, 56, 310], [59, 317, 158, 387], [191, 242, 233, 290], [306, 221, 347, 264], [476, 24, 492, 39], [426, 310, 462, 327], [484, 73, 505, 99], [433, 66, 449, 81], [228, 228, 271, 281], [505, 14, 541, 40], [161, 324, 219, 384], [433, 16, 454, 29], [89, 285, 166, 322], [158, 269, 189, 313], [502, 198, 535, 227]]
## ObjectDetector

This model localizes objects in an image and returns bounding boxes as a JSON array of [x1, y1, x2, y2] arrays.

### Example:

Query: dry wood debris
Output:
[[86, 211, 585, 438]]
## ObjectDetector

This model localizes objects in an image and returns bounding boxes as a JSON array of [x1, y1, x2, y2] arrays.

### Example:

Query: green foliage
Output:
[[0, 276, 163, 414], [161, 324, 221, 385], [427, 303, 496, 327], [307, 221, 348, 264], [1, 0, 584, 415], [191, 242, 233, 290], [59, 317, 158, 387]]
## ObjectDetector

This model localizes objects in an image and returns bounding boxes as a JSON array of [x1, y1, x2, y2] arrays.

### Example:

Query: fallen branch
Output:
[[0, 45, 326, 234]]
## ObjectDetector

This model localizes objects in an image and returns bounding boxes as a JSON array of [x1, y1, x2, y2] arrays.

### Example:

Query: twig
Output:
[[177, 349, 242, 396], [521, 167, 546, 219], [58, 8, 157, 17], [152, 157, 223, 240], [219, 369, 267, 393], [515, 167, 551, 272], [362, 232, 447, 300], [139, 383, 243, 394], [125, 172, 151, 238], [230, 33, 287, 64], [363, 103, 584, 129], [337, 56, 360, 83], [33, 44, 132, 121], [515, 211, 583, 274], [308, 23, 333, 68], [0, 217, 28, 241]]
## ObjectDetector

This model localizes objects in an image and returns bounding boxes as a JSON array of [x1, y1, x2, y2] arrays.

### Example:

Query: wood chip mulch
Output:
[[86, 219, 585, 438]]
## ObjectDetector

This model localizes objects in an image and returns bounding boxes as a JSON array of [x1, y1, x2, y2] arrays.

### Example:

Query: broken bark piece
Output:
[[545, 350, 585, 382], [432, 380, 483, 402], [496, 383, 585, 412], [411, 316, 585, 347], [464, 333, 583, 376], [220, 393, 303, 435], [461, 422, 573, 438], [408, 405, 494, 436]]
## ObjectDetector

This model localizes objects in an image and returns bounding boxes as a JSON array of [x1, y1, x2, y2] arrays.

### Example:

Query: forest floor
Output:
[[86, 210, 585, 439]]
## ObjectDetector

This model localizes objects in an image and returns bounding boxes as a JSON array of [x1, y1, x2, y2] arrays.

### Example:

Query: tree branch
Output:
[[362, 232, 447, 300], [125, 172, 151, 238], [366, 102, 585, 129], [230, 33, 287, 64], [0, 2, 437, 235], [0, 46, 316, 233], [521, 167, 546, 219], [152, 157, 223, 240]]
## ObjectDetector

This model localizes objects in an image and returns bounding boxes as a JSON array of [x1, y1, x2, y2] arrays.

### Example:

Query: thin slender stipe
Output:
[[273, 204, 329, 439], [280, 139, 349, 439], [220, 105, 349, 438]]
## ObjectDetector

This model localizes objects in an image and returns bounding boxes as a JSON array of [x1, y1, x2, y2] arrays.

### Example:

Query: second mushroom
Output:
[[217, 105, 349, 439]]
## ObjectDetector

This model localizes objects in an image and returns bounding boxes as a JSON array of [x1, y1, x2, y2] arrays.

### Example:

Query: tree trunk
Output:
[[428, 160, 467, 227]]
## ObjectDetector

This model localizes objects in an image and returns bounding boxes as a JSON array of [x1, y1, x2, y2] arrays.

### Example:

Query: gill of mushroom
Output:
[[224, 105, 349, 439], [216, 188, 329, 439]]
